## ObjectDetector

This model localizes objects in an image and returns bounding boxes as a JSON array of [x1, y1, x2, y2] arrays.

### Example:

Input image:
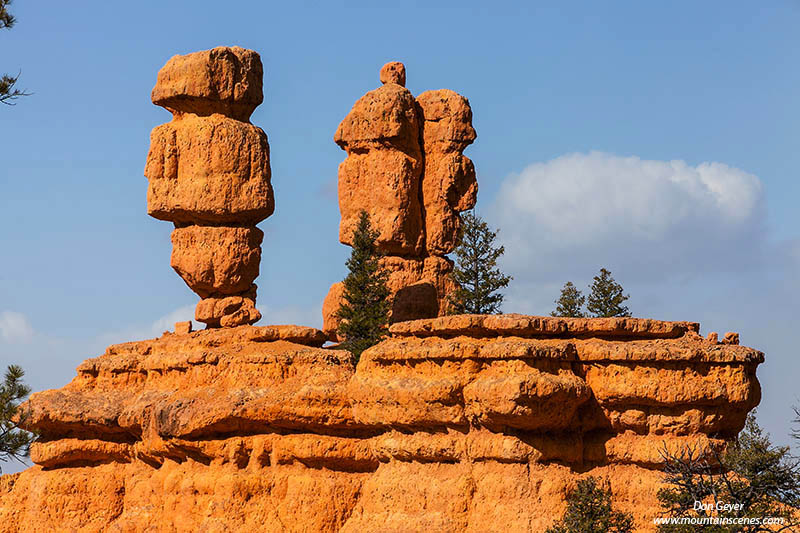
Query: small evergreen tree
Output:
[[448, 211, 512, 314], [586, 268, 631, 318], [1, 364, 35, 470], [546, 476, 634, 533], [657, 412, 800, 532], [552, 281, 586, 317], [336, 210, 390, 362], [1, 0, 29, 105]]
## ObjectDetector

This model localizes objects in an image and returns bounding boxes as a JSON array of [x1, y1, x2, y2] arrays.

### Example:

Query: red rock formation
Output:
[[334, 72, 424, 255], [0, 316, 762, 532], [324, 63, 477, 338], [145, 47, 273, 328], [417, 89, 478, 255]]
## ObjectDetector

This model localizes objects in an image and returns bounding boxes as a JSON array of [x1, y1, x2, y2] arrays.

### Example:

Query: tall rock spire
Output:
[[323, 62, 478, 338], [144, 47, 274, 328]]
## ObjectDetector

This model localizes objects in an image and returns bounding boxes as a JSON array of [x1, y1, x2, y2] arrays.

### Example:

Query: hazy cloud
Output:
[[258, 302, 323, 330], [0, 311, 35, 343], [148, 305, 196, 335]]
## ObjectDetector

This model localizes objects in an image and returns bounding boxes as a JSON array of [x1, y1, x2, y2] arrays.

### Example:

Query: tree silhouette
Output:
[[546, 476, 634, 533], [0, 0, 29, 105], [1, 364, 35, 470]]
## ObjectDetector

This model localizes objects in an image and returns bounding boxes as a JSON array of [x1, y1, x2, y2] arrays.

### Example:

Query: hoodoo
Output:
[[145, 46, 274, 328], [0, 53, 763, 533], [322, 62, 478, 338]]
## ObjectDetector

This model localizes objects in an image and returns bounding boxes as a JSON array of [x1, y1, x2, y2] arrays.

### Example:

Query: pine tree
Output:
[[448, 211, 512, 315], [546, 476, 634, 533], [552, 281, 586, 317], [0, 0, 28, 105], [586, 268, 631, 318], [656, 412, 800, 532], [336, 210, 390, 362], [1, 364, 35, 470]]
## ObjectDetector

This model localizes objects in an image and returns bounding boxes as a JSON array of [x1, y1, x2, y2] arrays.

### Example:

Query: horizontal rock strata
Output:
[[0, 315, 762, 532]]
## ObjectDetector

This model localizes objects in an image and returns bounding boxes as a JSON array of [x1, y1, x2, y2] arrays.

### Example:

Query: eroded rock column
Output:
[[323, 62, 477, 338], [145, 47, 274, 328]]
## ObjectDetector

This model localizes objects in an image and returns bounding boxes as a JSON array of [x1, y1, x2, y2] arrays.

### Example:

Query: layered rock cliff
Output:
[[0, 315, 761, 532]]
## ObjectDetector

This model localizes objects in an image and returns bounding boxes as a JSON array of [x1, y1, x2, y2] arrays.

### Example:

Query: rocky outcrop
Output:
[[0, 316, 762, 532], [323, 62, 477, 339], [145, 47, 273, 328]]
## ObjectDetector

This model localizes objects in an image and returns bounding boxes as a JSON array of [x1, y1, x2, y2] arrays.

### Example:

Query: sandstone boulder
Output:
[[145, 115, 273, 225], [335, 81, 424, 255], [322, 281, 345, 341], [417, 89, 478, 254], [151, 46, 263, 121], [195, 290, 261, 328], [379, 61, 406, 86], [170, 226, 263, 298]]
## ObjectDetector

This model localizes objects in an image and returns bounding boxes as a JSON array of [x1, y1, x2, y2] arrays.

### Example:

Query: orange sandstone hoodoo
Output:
[[144, 46, 274, 328], [323, 62, 478, 339], [0, 52, 764, 533]]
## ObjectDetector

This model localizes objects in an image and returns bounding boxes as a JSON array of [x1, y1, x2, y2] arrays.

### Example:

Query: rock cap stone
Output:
[[151, 46, 263, 121], [380, 61, 406, 87]]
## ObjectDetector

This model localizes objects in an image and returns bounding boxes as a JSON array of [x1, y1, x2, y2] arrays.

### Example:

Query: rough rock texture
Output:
[[325, 63, 477, 338], [334, 80, 424, 255], [151, 46, 263, 121], [0, 316, 762, 532], [145, 47, 273, 328], [417, 89, 478, 255], [170, 226, 263, 298], [146, 115, 273, 225]]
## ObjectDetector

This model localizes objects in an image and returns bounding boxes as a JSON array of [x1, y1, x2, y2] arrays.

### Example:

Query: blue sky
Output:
[[1, 1, 799, 472]]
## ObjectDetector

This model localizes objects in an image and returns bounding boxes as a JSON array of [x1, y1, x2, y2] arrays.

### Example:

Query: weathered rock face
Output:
[[417, 89, 478, 255], [0, 316, 762, 532], [151, 46, 264, 122], [170, 226, 263, 298], [146, 115, 273, 225], [334, 80, 424, 256], [325, 63, 478, 338], [145, 47, 273, 328]]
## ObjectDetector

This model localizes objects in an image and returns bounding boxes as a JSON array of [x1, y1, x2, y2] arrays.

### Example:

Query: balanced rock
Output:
[[170, 226, 263, 298], [145, 115, 273, 225], [379, 61, 406, 86], [151, 46, 263, 121], [145, 47, 273, 328]]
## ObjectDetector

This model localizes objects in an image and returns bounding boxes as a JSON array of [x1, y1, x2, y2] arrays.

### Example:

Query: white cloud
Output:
[[490, 152, 766, 283], [0, 311, 35, 343]]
